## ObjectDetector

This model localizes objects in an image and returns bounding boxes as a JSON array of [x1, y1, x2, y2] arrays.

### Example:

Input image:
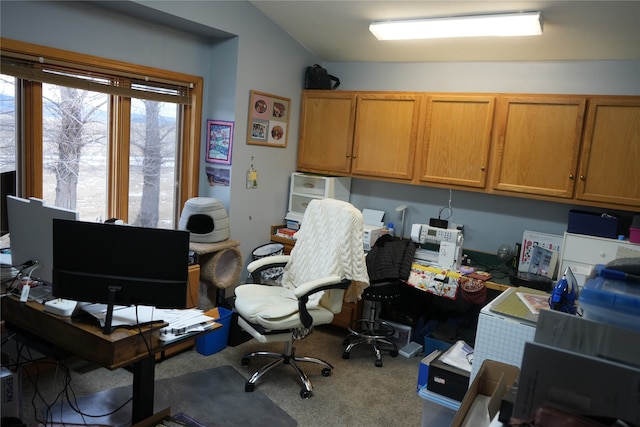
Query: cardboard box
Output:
[[450, 360, 520, 427], [1, 366, 21, 419]]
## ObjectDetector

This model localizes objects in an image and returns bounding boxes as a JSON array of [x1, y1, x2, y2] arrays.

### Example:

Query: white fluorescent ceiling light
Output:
[[370, 12, 543, 40]]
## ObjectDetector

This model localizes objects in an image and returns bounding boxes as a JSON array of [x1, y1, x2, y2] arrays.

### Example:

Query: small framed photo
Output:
[[247, 90, 290, 148], [206, 120, 234, 164]]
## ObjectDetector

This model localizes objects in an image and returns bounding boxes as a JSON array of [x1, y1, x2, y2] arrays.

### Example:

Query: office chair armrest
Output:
[[292, 275, 345, 298], [247, 255, 291, 273], [294, 276, 351, 328]]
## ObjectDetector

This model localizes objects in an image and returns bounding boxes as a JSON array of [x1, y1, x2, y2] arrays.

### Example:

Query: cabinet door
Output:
[[297, 91, 357, 174], [351, 93, 421, 180], [417, 95, 495, 188], [576, 98, 640, 208], [491, 96, 586, 198]]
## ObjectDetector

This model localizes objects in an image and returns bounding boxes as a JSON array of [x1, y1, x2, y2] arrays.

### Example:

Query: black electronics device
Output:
[[52, 219, 190, 334], [429, 218, 449, 229]]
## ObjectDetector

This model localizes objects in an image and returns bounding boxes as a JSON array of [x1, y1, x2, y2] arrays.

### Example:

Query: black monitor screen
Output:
[[52, 219, 189, 312]]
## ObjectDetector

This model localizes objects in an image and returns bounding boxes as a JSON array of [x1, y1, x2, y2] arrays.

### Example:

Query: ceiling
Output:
[[249, 1, 640, 62]]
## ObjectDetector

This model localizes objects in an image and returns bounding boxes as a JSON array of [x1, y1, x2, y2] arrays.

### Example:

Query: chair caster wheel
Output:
[[245, 382, 255, 392], [322, 367, 332, 377], [241, 356, 250, 366], [300, 389, 311, 399], [375, 359, 383, 367], [390, 349, 399, 357], [342, 351, 350, 359]]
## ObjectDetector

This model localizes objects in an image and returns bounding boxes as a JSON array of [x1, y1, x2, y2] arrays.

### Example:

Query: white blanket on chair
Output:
[[281, 199, 369, 305]]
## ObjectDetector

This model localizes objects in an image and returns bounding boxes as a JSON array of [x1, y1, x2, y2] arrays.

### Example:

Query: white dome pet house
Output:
[[179, 197, 230, 243]]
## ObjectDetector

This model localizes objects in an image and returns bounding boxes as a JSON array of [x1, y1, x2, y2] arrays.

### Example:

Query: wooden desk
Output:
[[1, 296, 199, 424]]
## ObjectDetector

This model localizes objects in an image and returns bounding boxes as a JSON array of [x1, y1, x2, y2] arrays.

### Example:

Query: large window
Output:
[[1, 39, 202, 228]]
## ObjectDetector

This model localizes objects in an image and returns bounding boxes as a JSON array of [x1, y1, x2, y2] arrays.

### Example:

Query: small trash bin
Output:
[[196, 306, 233, 355], [251, 243, 285, 284]]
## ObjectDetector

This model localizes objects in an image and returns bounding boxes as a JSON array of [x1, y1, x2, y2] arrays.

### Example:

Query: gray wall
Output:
[[2, 1, 639, 278]]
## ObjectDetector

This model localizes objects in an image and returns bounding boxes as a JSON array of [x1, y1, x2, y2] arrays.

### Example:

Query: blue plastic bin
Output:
[[196, 306, 233, 355]]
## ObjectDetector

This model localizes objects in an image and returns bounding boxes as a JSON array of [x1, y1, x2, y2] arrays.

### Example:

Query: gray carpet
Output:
[[42, 365, 296, 427], [17, 325, 455, 426]]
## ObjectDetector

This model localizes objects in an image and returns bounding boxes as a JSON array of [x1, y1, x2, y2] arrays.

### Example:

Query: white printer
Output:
[[362, 209, 388, 251]]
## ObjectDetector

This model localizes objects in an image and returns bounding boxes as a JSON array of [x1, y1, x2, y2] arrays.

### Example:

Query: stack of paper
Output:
[[81, 304, 217, 342], [440, 340, 474, 373]]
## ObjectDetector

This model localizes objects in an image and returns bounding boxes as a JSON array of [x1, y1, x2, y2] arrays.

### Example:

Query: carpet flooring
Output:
[[16, 325, 456, 426], [40, 365, 296, 427]]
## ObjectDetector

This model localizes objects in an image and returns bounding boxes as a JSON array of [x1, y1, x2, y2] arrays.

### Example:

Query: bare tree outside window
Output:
[[42, 84, 108, 221], [129, 99, 178, 229]]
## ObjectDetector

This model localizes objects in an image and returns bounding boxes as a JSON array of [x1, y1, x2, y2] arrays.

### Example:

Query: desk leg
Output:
[[131, 356, 155, 423]]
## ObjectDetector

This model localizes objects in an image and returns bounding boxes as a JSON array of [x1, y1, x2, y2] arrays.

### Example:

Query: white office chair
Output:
[[234, 198, 369, 398]]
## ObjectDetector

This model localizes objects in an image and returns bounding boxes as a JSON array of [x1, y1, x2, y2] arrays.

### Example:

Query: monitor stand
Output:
[[102, 285, 122, 335]]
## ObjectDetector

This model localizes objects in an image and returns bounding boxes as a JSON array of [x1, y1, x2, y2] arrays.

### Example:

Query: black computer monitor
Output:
[[52, 219, 190, 334]]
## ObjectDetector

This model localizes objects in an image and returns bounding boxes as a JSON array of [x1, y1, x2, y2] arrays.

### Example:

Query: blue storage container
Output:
[[196, 306, 233, 355], [579, 276, 640, 332], [567, 210, 618, 239]]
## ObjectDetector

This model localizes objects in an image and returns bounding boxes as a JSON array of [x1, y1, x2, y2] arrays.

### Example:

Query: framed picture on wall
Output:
[[246, 90, 290, 148], [206, 120, 234, 164]]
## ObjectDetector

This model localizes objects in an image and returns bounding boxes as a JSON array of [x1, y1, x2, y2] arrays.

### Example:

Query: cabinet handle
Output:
[[481, 166, 485, 171], [346, 154, 351, 158], [569, 174, 574, 180], [580, 175, 585, 180]]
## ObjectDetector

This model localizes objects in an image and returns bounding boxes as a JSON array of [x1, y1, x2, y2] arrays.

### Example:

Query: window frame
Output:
[[1, 38, 203, 225]]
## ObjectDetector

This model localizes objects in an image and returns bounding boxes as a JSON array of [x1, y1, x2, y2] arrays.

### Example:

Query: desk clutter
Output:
[[70, 303, 224, 344], [433, 261, 640, 427]]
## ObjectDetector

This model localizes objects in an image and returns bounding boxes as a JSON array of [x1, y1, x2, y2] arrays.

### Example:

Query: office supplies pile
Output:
[[80, 304, 217, 342]]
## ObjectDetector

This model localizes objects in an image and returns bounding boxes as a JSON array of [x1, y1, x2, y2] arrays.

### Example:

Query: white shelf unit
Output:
[[285, 173, 351, 224], [559, 232, 640, 288]]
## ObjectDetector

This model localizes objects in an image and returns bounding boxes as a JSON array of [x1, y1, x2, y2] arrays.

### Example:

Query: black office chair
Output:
[[342, 235, 417, 367], [342, 280, 401, 366]]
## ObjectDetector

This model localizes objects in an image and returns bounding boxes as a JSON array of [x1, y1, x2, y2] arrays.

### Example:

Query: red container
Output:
[[630, 227, 640, 244]]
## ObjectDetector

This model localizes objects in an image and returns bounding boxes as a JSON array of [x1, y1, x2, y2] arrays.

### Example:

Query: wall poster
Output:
[[206, 120, 234, 165]]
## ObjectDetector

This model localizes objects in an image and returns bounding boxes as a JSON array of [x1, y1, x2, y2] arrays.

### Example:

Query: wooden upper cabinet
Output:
[[417, 95, 495, 188], [491, 95, 586, 198], [351, 93, 421, 180], [576, 97, 640, 208], [297, 90, 357, 174]]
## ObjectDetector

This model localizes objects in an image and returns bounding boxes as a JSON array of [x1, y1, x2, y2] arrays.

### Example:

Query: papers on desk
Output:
[[81, 304, 217, 342]]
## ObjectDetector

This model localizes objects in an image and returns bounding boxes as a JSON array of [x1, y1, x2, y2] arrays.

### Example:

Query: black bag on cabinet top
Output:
[[304, 64, 340, 90]]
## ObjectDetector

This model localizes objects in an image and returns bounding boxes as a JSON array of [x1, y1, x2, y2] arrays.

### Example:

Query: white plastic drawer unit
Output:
[[559, 232, 640, 288], [287, 173, 351, 216]]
